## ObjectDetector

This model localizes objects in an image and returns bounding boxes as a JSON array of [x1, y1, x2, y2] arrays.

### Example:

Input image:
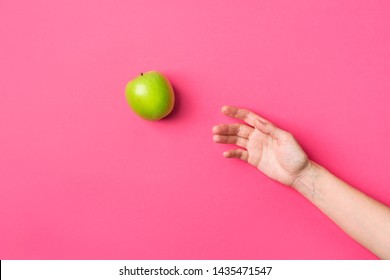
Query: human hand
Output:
[[212, 106, 312, 186]]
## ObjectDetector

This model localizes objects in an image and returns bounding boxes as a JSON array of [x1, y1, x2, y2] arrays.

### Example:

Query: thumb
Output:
[[254, 119, 282, 139]]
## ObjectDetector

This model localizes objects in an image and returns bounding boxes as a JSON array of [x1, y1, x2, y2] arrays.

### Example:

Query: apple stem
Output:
[[140, 72, 143, 76]]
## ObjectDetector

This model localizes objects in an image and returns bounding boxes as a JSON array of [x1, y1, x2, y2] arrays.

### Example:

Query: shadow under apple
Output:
[[163, 84, 183, 121]]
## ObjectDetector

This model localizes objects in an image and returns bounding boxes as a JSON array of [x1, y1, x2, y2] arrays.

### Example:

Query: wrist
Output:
[[292, 161, 323, 198]]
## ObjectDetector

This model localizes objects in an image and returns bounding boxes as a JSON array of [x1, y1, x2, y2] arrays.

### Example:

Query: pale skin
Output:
[[212, 105, 390, 259]]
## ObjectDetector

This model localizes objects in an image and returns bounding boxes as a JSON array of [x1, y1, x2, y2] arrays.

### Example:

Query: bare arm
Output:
[[293, 162, 390, 259], [212, 105, 390, 259]]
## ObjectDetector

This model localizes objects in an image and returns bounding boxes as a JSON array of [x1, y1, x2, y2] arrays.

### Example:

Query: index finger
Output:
[[221, 105, 268, 127]]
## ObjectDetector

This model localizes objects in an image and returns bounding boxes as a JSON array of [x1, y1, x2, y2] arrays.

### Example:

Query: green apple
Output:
[[125, 71, 175, 120]]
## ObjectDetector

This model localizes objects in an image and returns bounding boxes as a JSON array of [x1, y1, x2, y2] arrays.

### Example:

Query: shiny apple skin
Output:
[[125, 71, 175, 120]]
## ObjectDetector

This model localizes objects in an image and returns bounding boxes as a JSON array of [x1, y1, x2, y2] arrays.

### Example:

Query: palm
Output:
[[246, 128, 308, 185], [213, 106, 309, 186]]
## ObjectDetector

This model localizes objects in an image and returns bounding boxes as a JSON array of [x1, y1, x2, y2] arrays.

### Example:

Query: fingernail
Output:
[[221, 106, 229, 113]]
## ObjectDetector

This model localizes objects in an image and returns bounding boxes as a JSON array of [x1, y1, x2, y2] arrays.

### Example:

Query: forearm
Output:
[[293, 161, 390, 259]]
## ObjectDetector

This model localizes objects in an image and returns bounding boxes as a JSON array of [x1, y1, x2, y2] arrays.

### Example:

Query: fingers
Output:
[[221, 105, 268, 126], [254, 119, 284, 140], [213, 134, 248, 148], [212, 123, 253, 138], [212, 123, 253, 148], [220, 105, 285, 140], [223, 149, 249, 161]]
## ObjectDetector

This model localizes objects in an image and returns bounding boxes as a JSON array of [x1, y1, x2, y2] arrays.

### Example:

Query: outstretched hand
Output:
[[213, 106, 390, 259], [212, 106, 311, 186]]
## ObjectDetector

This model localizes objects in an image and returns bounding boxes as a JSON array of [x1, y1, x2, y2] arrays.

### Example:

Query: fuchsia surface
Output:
[[1, 0, 390, 259]]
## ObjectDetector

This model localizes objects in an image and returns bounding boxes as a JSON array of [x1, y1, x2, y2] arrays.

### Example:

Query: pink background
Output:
[[1, 0, 389, 259]]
